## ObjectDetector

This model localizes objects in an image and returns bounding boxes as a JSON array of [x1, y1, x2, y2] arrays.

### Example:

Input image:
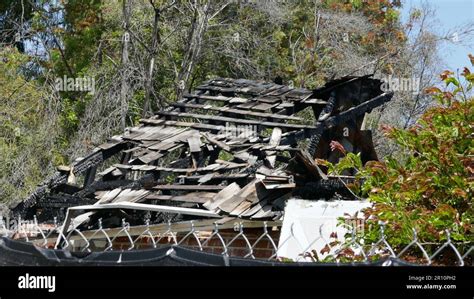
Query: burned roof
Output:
[[12, 76, 393, 228]]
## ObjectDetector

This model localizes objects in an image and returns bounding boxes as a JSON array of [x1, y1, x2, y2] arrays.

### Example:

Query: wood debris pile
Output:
[[12, 76, 393, 228]]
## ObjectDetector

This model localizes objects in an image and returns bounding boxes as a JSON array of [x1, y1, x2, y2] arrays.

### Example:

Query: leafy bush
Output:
[[326, 59, 473, 262]]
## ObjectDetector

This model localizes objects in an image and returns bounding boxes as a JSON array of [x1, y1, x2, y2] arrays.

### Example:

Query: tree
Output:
[[0, 47, 62, 205]]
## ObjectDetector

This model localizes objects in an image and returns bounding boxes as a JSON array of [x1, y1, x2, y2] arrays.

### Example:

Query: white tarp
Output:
[[277, 199, 372, 262]]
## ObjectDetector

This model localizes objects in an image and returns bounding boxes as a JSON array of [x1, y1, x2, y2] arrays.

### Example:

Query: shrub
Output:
[[327, 58, 473, 263]]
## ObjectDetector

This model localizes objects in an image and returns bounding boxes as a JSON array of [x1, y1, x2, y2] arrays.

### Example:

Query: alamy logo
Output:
[[218, 123, 257, 138], [18, 273, 56, 293], [55, 75, 95, 95], [380, 75, 420, 94]]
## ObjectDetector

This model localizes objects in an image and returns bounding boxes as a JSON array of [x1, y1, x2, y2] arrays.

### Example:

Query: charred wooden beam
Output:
[[171, 102, 302, 121], [307, 92, 393, 156], [307, 91, 337, 156], [177, 173, 250, 184], [324, 92, 393, 128], [151, 185, 225, 192], [155, 111, 316, 131]]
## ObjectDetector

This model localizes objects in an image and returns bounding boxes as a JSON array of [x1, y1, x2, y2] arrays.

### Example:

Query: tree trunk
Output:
[[142, 6, 161, 117], [120, 0, 131, 129], [176, 1, 210, 101]]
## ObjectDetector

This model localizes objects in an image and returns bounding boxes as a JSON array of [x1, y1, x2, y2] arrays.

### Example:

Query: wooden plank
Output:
[[130, 165, 156, 171], [112, 189, 150, 203], [251, 102, 278, 112], [136, 126, 170, 141], [112, 163, 237, 174], [236, 102, 258, 110], [177, 173, 249, 183], [95, 188, 122, 204], [156, 111, 315, 130], [141, 127, 188, 143], [233, 151, 258, 164], [151, 185, 225, 191], [264, 85, 292, 96], [284, 88, 313, 99], [218, 180, 258, 213], [288, 150, 328, 180], [145, 192, 216, 204], [229, 97, 249, 104], [250, 205, 274, 219], [183, 93, 230, 102], [140, 119, 225, 133], [198, 173, 215, 183], [239, 200, 268, 217], [214, 160, 248, 169], [123, 146, 143, 154], [265, 127, 282, 168], [203, 182, 241, 211], [97, 166, 116, 177], [98, 139, 123, 150], [187, 135, 202, 153], [171, 102, 301, 121], [255, 96, 282, 104], [303, 98, 328, 105], [261, 182, 296, 190], [148, 141, 177, 151], [138, 151, 164, 164], [123, 126, 157, 141], [323, 92, 393, 129], [202, 133, 231, 152], [276, 102, 294, 109], [196, 86, 236, 93], [229, 200, 254, 216]]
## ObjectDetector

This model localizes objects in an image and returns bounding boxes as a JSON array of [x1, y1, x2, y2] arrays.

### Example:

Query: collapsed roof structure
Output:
[[10, 75, 393, 252]]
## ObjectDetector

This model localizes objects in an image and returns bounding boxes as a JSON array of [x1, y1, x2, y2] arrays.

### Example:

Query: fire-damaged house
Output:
[[0, 75, 395, 266]]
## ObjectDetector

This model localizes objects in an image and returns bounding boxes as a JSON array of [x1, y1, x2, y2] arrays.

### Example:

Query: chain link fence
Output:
[[0, 215, 472, 266]]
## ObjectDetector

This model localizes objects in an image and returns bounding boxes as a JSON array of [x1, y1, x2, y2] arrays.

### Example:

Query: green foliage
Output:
[[218, 151, 233, 162], [330, 64, 474, 254], [0, 47, 62, 203]]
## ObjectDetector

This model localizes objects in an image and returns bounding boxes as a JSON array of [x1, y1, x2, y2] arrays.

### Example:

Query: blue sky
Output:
[[401, 0, 474, 71]]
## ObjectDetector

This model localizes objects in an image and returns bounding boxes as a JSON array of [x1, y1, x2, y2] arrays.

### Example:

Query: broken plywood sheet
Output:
[[226, 180, 284, 217], [112, 189, 150, 203], [218, 179, 259, 214], [203, 182, 241, 211], [95, 188, 123, 204]]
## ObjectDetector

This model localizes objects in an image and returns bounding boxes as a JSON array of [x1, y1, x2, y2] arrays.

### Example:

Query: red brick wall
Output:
[[112, 228, 281, 259]]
